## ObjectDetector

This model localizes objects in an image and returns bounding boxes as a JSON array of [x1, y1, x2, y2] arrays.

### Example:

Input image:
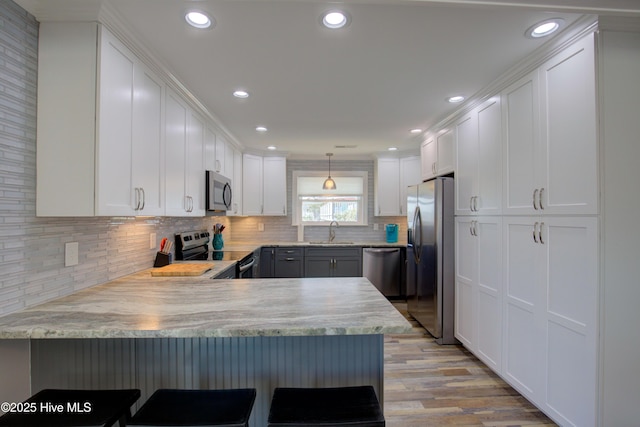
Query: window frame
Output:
[[292, 170, 368, 226]]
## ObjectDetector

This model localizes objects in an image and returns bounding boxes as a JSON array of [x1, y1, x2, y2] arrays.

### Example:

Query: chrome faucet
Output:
[[329, 221, 339, 243]]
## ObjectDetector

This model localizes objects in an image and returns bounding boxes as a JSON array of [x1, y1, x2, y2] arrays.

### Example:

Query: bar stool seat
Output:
[[268, 386, 385, 427], [129, 388, 256, 427], [0, 388, 141, 427]]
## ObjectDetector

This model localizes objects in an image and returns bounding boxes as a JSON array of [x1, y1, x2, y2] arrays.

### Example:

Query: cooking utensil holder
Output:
[[154, 252, 172, 267]]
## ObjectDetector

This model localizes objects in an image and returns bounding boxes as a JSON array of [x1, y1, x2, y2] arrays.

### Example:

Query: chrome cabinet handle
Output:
[[473, 196, 478, 212], [533, 189, 539, 210], [539, 222, 545, 244], [285, 257, 295, 261], [533, 222, 539, 243], [470, 196, 473, 212], [140, 187, 145, 211], [134, 188, 140, 211], [539, 188, 545, 210]]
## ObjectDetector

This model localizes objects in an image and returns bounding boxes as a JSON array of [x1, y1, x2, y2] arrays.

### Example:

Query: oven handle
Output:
[[238, 257, 256, 273]]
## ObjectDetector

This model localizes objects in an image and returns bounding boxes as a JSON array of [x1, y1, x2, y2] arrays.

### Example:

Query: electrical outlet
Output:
[[258, 223, 265, 232], [373, 223, 379, 231], [150, 233, 156, 249], [65, 242, 79, 267]]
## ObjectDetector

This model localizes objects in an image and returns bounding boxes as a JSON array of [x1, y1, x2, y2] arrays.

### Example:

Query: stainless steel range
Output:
[[174, 230, 256, 278]]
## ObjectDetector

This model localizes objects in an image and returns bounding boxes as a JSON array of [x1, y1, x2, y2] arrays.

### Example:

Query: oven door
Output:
[[237, 256, 256, 279], [206, 170, 232, 212]]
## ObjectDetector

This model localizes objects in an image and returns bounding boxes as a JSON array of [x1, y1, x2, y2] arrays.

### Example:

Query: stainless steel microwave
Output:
[[206, 171, 232, 213]]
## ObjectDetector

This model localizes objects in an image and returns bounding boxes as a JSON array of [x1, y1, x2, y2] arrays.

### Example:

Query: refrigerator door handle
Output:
[[413, 206, 422, 264]]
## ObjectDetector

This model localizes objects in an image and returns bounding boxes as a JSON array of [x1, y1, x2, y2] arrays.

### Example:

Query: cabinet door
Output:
[[539, 34, 597, 215], [186, 110, 205, 216], [260, 247, 275, 278], [96, 28, 135, 216], [164, 90, 188, 216], [242, 154, 263, 215], [455, 114, 477, 216], [215, 134, 226, 175], [502, 216, 544, 402], [225, 141, 234, 180], [475, 217, 502, 373], [455, 217, 476, 348], [399, 156, 421, 216], [263, 157, 287, 216], [304, 257, 333, 277], [540, 217, 597, 426], [131, 65, 164, 216], [502, 72, 539, 215], [230, 149, 243, 215], [477, 98, 502, 215], [375, 158, 400, 216], [204, 126, 216, 172], [420, 137, 436, 181], [333, 257, 362, 277], [436, 128, 455, 175]]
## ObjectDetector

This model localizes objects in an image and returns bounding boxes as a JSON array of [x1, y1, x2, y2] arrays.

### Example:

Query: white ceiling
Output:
[[16, 0, 640, 159]]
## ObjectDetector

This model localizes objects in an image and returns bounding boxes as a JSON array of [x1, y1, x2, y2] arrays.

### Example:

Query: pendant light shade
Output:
[[323, 153, 337, 190]]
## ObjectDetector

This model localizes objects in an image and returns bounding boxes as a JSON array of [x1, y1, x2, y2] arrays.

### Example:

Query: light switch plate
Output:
[[373, 223, 379, 231], [258, 223, 265, 232], [150, 233, 156, 249], [65, 242, 79, 267]]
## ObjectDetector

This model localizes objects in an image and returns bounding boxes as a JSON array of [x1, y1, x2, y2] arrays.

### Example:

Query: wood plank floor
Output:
[[384, 303, 557, 426]]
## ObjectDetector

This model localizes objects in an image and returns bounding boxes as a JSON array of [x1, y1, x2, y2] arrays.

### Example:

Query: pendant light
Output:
[[323, 153, 337, 190]]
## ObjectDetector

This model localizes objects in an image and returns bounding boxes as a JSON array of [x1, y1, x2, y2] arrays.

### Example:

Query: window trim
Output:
[[292, 170, 368, 226]]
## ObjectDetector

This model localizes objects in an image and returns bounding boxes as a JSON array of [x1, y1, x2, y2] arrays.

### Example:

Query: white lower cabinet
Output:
[[455, 216, 502, 373], [503, 216, 598, 426]]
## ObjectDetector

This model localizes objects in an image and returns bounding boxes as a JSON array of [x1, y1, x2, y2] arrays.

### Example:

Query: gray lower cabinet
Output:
[[274, 247, 304, 278], [304, 247, 362, 277], [260, 247, 275, 278]]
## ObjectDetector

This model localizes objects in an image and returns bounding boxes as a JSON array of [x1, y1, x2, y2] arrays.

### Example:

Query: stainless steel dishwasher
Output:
[[362, 247, 402, 298]]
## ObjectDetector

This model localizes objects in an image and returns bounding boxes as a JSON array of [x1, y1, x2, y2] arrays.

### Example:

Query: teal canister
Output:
[[385, 224, 398, 243]]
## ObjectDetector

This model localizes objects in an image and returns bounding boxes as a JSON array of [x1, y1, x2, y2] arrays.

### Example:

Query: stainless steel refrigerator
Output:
[[406, 177, 456, 344]]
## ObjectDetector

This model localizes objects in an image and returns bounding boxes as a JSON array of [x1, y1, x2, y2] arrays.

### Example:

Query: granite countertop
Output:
[[221, 241, 406, 252], [0, 271, 412, 339]]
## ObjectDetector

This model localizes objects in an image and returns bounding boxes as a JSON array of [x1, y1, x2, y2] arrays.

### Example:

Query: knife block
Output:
[[153, 252, 172, 267]]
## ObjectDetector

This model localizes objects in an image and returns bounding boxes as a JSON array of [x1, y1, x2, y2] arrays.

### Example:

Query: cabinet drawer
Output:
[[276, 247, 304, 258]]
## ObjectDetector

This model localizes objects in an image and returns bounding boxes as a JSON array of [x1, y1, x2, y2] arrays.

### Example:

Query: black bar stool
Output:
[[268, 386, 385, 427], [0, 388, 141, 427], [129, 388, 257, 427]]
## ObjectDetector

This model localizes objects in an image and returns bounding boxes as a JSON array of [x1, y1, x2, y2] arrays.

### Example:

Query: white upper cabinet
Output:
[[36, 23, 165, 216], [421, 128, 455, 181], [456, 98, 502, 216], [164, 90, 204, 216], [228, 148, 243, 216], [503, 33, 597, 215], [399, 156, 421, 215], [375, 156, 421, 216], [539, 34, 597, 215], [242, 154, 286, 216], [374, 158, 400, 216]]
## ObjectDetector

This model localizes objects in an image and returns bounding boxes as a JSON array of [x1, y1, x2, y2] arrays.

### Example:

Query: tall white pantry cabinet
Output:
[[451, 23, 640, 426]]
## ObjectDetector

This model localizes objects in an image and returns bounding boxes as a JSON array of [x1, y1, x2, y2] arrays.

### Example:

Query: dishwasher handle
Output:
[[364, 248, 400, 254]]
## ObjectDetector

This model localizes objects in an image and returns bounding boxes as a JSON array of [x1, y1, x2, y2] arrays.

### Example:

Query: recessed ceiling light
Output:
[[233, 90, 249, 99], [185, 11, 213, 29], [388, 147, 398, 151], [321, 10, 351, 29], [526, 18, 564, 39], [410, 128, 423, 134], [256, 126, 268, 132], [267, 145, 277, 150], [448, 95, 465, 103]]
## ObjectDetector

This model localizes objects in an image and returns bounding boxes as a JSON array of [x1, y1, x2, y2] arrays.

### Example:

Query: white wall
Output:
[[599, 29, 640, 427]]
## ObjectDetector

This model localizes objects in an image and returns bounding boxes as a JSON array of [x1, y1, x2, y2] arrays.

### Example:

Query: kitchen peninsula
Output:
[[0, 271, 412, 426]]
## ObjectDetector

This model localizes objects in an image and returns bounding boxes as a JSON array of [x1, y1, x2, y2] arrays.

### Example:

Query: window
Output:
[[292, 171, 368, 226]]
